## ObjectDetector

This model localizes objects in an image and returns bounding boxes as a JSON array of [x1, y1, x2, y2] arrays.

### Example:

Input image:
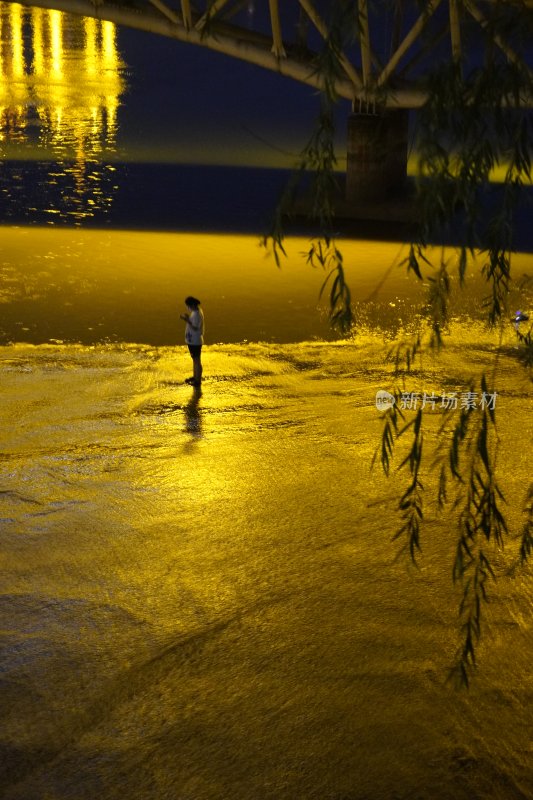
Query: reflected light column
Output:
[[32, 8, 45, 76], [49, 9, 63, 78], [84, 16, 97, 77], [101, 20, 119, 143], [10, 4, 24, 79]]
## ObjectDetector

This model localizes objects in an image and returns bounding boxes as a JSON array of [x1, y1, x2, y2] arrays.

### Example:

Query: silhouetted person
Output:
[[180, 296, 204, 387]]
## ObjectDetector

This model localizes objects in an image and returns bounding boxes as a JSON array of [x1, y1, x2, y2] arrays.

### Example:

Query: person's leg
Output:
[[193, 355, 202, 384], [192, 346, 203, 384], [184, 354, 194, 382], [186, 345, 197, 383]]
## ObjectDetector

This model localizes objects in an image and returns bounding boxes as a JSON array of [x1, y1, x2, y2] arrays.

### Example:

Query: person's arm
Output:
[[180, 313, 198, 329], [187, 311, 200, 330]]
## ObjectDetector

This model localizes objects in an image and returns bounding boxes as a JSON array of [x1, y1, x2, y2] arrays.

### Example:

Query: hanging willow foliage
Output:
[[264, 0, 533, 685], [379, 2, 533, 685], [262, 0, 357, 332], [393, 11, 533, 682]]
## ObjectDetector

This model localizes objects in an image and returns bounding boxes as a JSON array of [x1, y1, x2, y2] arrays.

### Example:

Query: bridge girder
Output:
[[9, 0, 533, 107]]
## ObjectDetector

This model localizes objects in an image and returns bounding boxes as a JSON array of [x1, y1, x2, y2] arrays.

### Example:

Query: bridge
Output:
[[7, 0, 533, 202]]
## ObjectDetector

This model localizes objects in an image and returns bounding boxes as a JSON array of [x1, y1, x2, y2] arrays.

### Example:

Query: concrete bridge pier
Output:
[[345, 109, 409, 205]]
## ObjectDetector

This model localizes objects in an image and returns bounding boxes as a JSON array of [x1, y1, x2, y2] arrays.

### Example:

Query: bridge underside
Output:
[[12, 0, 533, 108], [7, 0, 533, 204]]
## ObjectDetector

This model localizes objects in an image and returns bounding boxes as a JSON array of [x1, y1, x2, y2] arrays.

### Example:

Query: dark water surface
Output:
[[0, 160, 291, 231]]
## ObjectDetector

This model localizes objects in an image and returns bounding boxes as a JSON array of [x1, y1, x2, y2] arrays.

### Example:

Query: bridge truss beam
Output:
[[11, 0, 533, 109]]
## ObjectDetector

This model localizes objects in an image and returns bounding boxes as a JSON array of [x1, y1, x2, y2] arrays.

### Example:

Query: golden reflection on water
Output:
[[0, 226, 531, 347], [0, 2, 125, 221]]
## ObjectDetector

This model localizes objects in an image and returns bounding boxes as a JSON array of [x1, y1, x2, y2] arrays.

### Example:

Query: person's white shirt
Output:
[[185, 308, 204, 345]]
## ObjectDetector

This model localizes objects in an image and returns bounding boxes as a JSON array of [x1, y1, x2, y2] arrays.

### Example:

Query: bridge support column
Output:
[[346, 110, 409, 205]]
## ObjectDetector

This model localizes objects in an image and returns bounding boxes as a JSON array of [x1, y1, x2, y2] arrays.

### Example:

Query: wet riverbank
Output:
[[1, 334, 532, 800]]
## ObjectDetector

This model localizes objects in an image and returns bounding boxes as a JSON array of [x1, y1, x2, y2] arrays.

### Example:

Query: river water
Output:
[[1, 4, 533, 800]]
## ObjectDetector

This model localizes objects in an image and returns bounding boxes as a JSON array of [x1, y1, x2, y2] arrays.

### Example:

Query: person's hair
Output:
[[185, 296, 200, 309]]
